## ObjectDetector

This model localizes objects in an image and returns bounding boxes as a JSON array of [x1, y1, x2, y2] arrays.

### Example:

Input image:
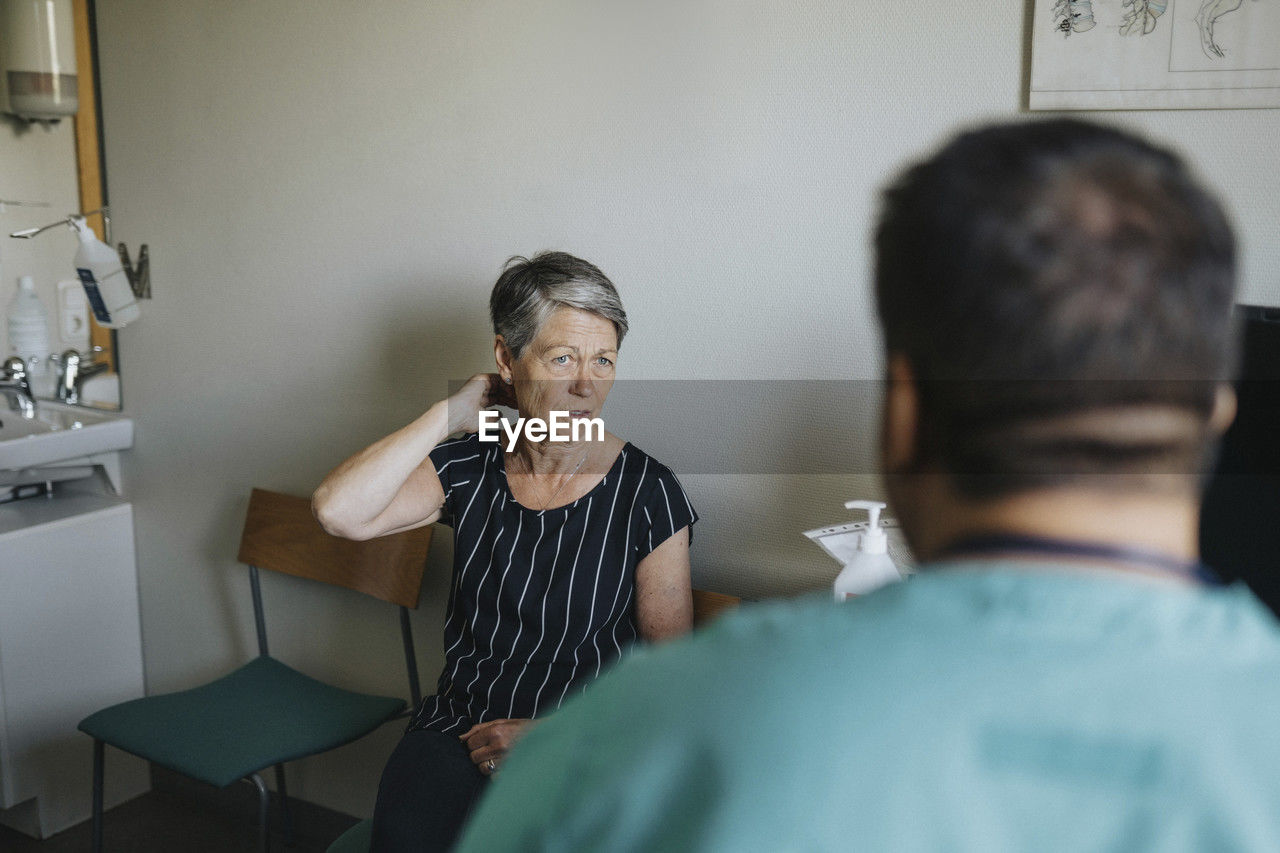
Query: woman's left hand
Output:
[[460, 718, 536, 776]]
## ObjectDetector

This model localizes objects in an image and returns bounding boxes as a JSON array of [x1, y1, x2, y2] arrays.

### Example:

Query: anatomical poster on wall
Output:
[[1030, 0, 1280, 109]]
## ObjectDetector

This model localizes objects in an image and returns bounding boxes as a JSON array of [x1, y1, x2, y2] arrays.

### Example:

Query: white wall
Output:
[[93, 0, 1280, 816]]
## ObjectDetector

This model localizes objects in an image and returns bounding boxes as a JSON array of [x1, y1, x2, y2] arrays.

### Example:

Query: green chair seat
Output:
[[79, 656, 405, 789], [327, 818, 373, 853]]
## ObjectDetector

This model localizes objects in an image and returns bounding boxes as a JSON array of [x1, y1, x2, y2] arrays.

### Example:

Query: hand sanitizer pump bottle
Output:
[[833, 501, 902, 602], [71, 216, 138, 329]]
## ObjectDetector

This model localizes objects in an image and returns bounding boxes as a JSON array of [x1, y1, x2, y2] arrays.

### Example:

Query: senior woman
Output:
[[312, 251, 697, 852]]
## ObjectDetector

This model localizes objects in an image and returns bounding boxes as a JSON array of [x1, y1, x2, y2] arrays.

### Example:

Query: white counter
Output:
[[0, 479, 150, 838]]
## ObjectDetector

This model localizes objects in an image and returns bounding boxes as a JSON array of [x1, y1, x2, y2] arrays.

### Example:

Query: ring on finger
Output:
[[485, 758, 497, 772]]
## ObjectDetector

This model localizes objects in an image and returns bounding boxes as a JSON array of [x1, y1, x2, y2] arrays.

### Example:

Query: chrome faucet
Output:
[[56, 348, 109, 405], [1, 356, 36, 418]]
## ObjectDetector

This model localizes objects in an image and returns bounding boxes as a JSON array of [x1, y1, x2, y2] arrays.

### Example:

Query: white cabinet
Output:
[[0, 486, 149, 838]]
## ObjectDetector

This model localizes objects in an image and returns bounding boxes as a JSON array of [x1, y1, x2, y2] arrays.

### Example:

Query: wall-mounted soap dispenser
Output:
[[0, 0, 79, 122]]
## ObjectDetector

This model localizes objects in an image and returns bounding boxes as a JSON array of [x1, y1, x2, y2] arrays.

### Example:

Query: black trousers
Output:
[[371, 729, 489, 852]]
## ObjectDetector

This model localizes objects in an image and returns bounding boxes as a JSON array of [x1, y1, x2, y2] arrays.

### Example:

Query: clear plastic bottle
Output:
[[833, 501, 902, 601], [7, 275, 52, 395], [71, 216, 138, 329]]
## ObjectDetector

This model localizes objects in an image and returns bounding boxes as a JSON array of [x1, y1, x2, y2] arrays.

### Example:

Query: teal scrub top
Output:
[[457, 565, 1280, 852]]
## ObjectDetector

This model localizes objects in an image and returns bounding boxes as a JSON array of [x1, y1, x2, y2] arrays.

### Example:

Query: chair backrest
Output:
[[692, 589, 740, 627], [237, 487, 432, 609]]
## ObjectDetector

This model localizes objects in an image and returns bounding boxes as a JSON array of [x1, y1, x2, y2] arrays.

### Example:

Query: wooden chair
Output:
[[78, 488, 433, 853], [692, 588, 741, 626], [325, 587, 742, 853]]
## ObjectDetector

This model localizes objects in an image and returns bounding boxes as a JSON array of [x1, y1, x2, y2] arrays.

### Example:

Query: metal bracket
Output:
[[9, 206, 153, 300], [117, 243, 150, 300]]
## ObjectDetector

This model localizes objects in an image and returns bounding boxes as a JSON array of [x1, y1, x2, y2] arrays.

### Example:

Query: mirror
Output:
[[1, 0, 123, 411], [0, 222, 126, 410]]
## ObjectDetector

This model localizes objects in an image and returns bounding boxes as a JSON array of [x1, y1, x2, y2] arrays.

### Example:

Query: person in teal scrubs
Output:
[[456, 119, 1280, 851]]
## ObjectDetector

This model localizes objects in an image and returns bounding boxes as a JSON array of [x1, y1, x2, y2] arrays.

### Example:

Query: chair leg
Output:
[[249, 773, 271, 853], [273, 763, 296, 847], [91, 739, 104, 853]]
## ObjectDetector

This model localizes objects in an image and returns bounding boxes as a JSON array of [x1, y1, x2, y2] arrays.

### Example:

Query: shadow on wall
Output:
[[209, 494, 259, 667], [607, 380, 881, 476], [188, 282, 488, 679], [377, 284, 495, 423], [604, 381, 886, 599]]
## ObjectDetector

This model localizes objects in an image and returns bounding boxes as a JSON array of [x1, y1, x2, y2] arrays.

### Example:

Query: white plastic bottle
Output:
[[71, 216, 138, 329], [7, 275, 52, 395], [833, 501, 902, 602]]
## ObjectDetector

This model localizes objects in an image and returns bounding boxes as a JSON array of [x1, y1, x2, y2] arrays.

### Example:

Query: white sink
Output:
[[0, 401, 134, 471]]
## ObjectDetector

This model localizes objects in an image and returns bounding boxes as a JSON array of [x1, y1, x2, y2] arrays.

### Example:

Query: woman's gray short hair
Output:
[[489, 252, 629, 359]]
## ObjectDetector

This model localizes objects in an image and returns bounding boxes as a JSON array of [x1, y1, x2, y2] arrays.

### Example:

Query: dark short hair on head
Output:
[[874, 118, 1238, 498], [489, 251, 629, 359]]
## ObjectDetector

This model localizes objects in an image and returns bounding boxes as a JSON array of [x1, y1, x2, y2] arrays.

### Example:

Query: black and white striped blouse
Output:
[[407, 432, 698, 734]]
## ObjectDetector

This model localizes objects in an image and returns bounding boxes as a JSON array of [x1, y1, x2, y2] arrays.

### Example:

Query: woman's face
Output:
[[498, 306, 618, 431]]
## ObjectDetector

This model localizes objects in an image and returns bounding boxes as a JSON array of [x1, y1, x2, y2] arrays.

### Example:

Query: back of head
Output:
[[875, 119, 1238, 498]]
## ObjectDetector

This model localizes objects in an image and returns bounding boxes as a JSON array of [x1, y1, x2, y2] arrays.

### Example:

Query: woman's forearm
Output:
[[312, 400, 453, 539]]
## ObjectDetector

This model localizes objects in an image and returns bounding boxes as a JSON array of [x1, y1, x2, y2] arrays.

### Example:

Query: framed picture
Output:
[[1030, 0, 1280, 109]]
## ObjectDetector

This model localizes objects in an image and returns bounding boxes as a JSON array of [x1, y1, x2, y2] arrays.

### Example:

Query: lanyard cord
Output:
[[936, 533, 1222, 587]]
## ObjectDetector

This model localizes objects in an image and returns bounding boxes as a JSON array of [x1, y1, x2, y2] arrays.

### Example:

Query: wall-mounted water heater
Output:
[[0, 0, 78, 122]]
